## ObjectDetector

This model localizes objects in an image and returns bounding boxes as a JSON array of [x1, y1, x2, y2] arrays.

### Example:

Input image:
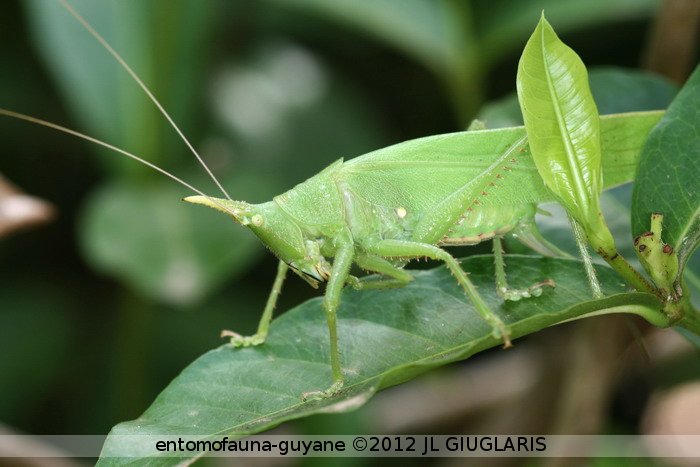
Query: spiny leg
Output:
[[493, 236, 555, 301], [350, 254, 413, 290], [367, 239, 512, 347], [222, 260, 288, 347], [347, 277, 407, 290], [567, 213, 604, 299], [303, 240, 355, 400]]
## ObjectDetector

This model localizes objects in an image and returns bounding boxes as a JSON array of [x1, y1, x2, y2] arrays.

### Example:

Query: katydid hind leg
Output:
[[223, 260, 289, 347], [367, 239, 512, 347], [493, 236, 555, 301]]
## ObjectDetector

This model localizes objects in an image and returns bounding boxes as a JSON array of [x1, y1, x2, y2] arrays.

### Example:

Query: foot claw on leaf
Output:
[[488, 320, 512, 349], [499, 278, 555, 302], [301, 381, 344, 401], [221, 330, 266, 348], [499, 325, 513, 349]]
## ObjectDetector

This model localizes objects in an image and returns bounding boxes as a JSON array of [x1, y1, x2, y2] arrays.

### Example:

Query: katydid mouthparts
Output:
[[0, 0, 663, 400]]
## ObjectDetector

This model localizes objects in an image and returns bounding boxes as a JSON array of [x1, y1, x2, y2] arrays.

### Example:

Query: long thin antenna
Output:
[[57, 0, 233, 202], [0, 108, 239, 218]]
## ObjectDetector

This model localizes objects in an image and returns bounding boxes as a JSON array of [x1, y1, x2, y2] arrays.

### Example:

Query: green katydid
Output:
[[0, 1, 664, 399]]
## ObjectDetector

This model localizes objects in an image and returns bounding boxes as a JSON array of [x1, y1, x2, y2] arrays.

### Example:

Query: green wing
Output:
[[337, 111, 662, 216]]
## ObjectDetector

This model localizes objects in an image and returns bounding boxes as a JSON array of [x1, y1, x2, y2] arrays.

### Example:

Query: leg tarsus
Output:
[[497, 278, 556, 301], [301, 380, 344, 401], [223, 260, 288, 349], [493, 236, 555, 302], [221, 329, 267, 347]]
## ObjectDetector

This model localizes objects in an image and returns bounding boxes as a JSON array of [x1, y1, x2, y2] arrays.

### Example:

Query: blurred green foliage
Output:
[[1, 1, 697, 464]]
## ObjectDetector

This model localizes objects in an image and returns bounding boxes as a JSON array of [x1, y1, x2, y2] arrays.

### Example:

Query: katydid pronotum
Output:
[[0, 1, 663, 399]]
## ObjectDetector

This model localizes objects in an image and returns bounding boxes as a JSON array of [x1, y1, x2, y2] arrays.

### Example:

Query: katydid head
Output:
[[184, 195, 328, 283]]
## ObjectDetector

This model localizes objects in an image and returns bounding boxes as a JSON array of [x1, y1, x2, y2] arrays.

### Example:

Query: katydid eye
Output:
[[252, 214, 264, 226]]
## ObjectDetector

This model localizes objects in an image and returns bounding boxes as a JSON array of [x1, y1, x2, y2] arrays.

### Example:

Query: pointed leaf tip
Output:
[[516, 14, 604, 237]]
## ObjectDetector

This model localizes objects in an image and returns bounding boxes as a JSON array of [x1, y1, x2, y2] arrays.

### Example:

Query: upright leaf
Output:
[[516, 14, 604, 238], [516, 15, 656, 296]]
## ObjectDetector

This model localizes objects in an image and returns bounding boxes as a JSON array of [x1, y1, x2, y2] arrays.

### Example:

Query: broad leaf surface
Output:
[[517, 15, 603, 229], [99, 255, 662, 464], [632, 65, 700, 270]]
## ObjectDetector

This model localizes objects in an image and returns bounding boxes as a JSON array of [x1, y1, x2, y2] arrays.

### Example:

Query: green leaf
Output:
[[79, 175, 272, 305], [632, 65, 700, 271], [517, 15, 604, 235], [99, 255, 663, 463]]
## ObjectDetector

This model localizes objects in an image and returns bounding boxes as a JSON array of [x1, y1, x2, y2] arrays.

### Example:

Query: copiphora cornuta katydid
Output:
[[0, 1, 664, 398]]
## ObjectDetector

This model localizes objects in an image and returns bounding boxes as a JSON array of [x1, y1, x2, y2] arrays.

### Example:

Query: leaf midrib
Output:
[[540, 22, 589, 215]]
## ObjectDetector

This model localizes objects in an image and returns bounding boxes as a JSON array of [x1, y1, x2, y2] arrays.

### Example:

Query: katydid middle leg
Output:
[[493, 236, 555, 301], [350, 254, 413, 290], [367, 239, 512, 347]]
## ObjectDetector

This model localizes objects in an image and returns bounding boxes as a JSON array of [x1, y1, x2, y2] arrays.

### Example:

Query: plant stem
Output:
[[600, 249, 657, 295], [568, 214, 603, 299], [586, 222, 657, 296]]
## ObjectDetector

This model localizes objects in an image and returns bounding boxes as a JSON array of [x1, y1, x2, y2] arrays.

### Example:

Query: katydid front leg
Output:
[[222, 260, 288, 347], [303, 237, 355, 400], [367, 239, 512, 347]]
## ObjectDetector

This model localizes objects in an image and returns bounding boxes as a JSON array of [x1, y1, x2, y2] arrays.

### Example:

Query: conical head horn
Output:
[[183, 196, 255, 225]]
